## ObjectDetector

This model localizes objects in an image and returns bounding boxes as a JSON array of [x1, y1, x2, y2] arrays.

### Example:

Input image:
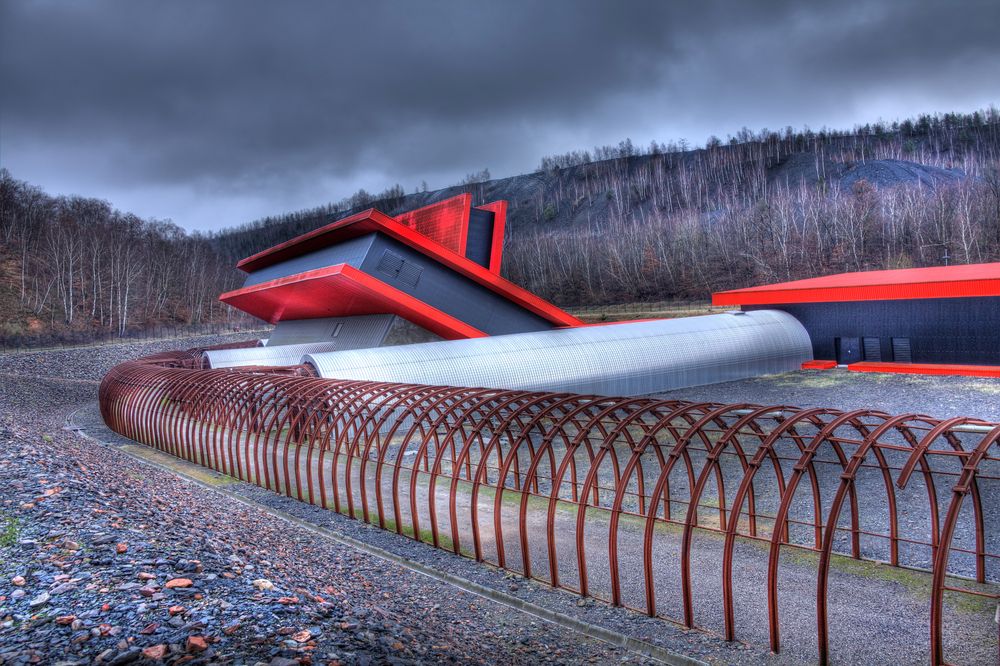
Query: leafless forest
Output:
[[2, 109, 999, 345]]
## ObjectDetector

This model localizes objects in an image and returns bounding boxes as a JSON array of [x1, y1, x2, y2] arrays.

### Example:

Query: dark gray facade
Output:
[[267, 314, 395, 347], [242, 235, 374, 287], [239, 231, 554, 336], [465, 208, 495, 268], [359, 235, 551, 335], [746, 296, 1000, 364]]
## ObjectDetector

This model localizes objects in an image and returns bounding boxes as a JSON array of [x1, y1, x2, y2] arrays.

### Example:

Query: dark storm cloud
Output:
[[2, 0, 998, 230]]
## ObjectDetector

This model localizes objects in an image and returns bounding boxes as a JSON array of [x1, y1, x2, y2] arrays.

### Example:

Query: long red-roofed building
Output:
[[713, 263, 1000, 368]]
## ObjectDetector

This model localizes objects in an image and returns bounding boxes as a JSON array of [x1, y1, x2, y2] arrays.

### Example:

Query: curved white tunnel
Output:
[[301, 310, 813, 396]]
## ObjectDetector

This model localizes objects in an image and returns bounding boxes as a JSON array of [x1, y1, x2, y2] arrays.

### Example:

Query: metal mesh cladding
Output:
[[303, 310, 814, 396], [99, 349, 999, 666]]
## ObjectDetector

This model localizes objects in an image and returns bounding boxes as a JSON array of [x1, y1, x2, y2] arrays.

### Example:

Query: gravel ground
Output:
[[70, 401, 790, 666], [657, 368, 1000, 422], [2, 341, 997, 665], [0, 373, 653, 666], [0, 333, 264, 383]]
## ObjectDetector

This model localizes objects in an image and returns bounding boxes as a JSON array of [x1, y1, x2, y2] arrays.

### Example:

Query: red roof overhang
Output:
[[219, 264, 486, 340], [712, 262, 1000, 306], [234, 207, 582, 327]]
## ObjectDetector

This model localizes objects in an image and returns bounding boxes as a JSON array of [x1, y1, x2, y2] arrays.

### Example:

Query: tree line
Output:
[[506, 109, 1000, 304], [0, 171, 251, 344], [2, 108, 998, 345]]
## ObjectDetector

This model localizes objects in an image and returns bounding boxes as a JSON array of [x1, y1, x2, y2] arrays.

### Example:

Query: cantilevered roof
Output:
[[712, 262, 1000, 306], [220, 264, 487, 339], [231, 205, 580, 328]]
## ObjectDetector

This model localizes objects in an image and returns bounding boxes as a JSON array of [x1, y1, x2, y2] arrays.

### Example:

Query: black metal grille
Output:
[[892, 337, 912, 363], [377, 250, 405, 277], [863, 337, 882, 361], [377, 249, 422, 287], [397, 261, 423, 287]]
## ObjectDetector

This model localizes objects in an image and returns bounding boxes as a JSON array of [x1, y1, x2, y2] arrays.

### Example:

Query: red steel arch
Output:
[[98, 349, 1000, 665]]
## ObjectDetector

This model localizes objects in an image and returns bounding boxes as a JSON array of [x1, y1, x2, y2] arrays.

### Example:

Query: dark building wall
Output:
[[242, 235, 375, 287], [465, 208, 494, 269], [746, 297, 1000, 364], [238, 231, 556, 336], [361, 235, 553, 335]]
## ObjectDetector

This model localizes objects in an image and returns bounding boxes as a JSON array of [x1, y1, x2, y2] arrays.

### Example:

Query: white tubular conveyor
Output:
[[302, 310, 813, 396]]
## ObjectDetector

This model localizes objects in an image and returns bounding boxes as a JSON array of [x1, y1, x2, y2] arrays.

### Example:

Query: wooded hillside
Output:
[[3, 109, 999, 345]]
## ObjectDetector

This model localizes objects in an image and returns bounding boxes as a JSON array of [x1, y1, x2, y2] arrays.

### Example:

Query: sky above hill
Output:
[[2, 0, 999, 231]]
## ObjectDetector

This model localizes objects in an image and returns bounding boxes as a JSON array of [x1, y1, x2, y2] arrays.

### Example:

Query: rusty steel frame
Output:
[[98, 350, 1000, 665]]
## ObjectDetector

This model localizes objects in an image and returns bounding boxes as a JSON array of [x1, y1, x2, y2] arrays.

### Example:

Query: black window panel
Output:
[[465, 209, 494, 268], [835, 337, 862, 364], [397, 261, 423, 288], [377, 250, 405, 277]]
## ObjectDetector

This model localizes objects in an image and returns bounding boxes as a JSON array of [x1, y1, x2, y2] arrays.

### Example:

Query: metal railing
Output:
[[98, 349, 999, 665]]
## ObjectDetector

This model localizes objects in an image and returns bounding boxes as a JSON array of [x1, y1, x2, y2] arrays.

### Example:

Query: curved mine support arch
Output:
[[98, 349, 1000, 666]]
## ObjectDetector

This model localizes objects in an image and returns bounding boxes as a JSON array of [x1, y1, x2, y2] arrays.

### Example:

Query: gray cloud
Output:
[[2, 0, 998, 230]]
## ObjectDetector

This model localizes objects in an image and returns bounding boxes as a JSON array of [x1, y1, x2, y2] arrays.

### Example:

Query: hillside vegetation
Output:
[[2, 109, 999, 345]]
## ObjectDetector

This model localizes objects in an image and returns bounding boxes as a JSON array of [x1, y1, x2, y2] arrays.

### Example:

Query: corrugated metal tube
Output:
[[303, 310, 813, 396]]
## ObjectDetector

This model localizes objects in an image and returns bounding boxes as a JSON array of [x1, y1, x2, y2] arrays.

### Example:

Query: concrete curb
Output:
[[66, 406, 706, 666]]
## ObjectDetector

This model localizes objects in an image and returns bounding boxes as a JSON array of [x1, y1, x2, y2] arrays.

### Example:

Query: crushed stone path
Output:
[[0, 374, 661, 665]]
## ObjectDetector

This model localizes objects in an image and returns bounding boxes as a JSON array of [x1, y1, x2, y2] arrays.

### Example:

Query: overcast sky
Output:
[[2, 0, 998, 231]]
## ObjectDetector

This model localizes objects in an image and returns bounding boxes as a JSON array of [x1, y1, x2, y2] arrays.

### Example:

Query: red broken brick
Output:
[[141, 644, 167, 660], [185, 635, 208, 653]]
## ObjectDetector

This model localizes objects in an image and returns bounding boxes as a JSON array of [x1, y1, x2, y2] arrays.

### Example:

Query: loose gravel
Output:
[[2, 340, 997, 665], [657, 368, 1000, 422], [0, 333, 264, 383], [0, 337, 684, 665], [0, 374, 651, 665]]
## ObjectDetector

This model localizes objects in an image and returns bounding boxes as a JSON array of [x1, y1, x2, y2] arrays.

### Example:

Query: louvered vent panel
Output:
[[863, 337, 881, 361], [377, 250, 405, 278], [398, 262, 423, 287], [376, 249, 422, 288], [892, 337, 912, 363]]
